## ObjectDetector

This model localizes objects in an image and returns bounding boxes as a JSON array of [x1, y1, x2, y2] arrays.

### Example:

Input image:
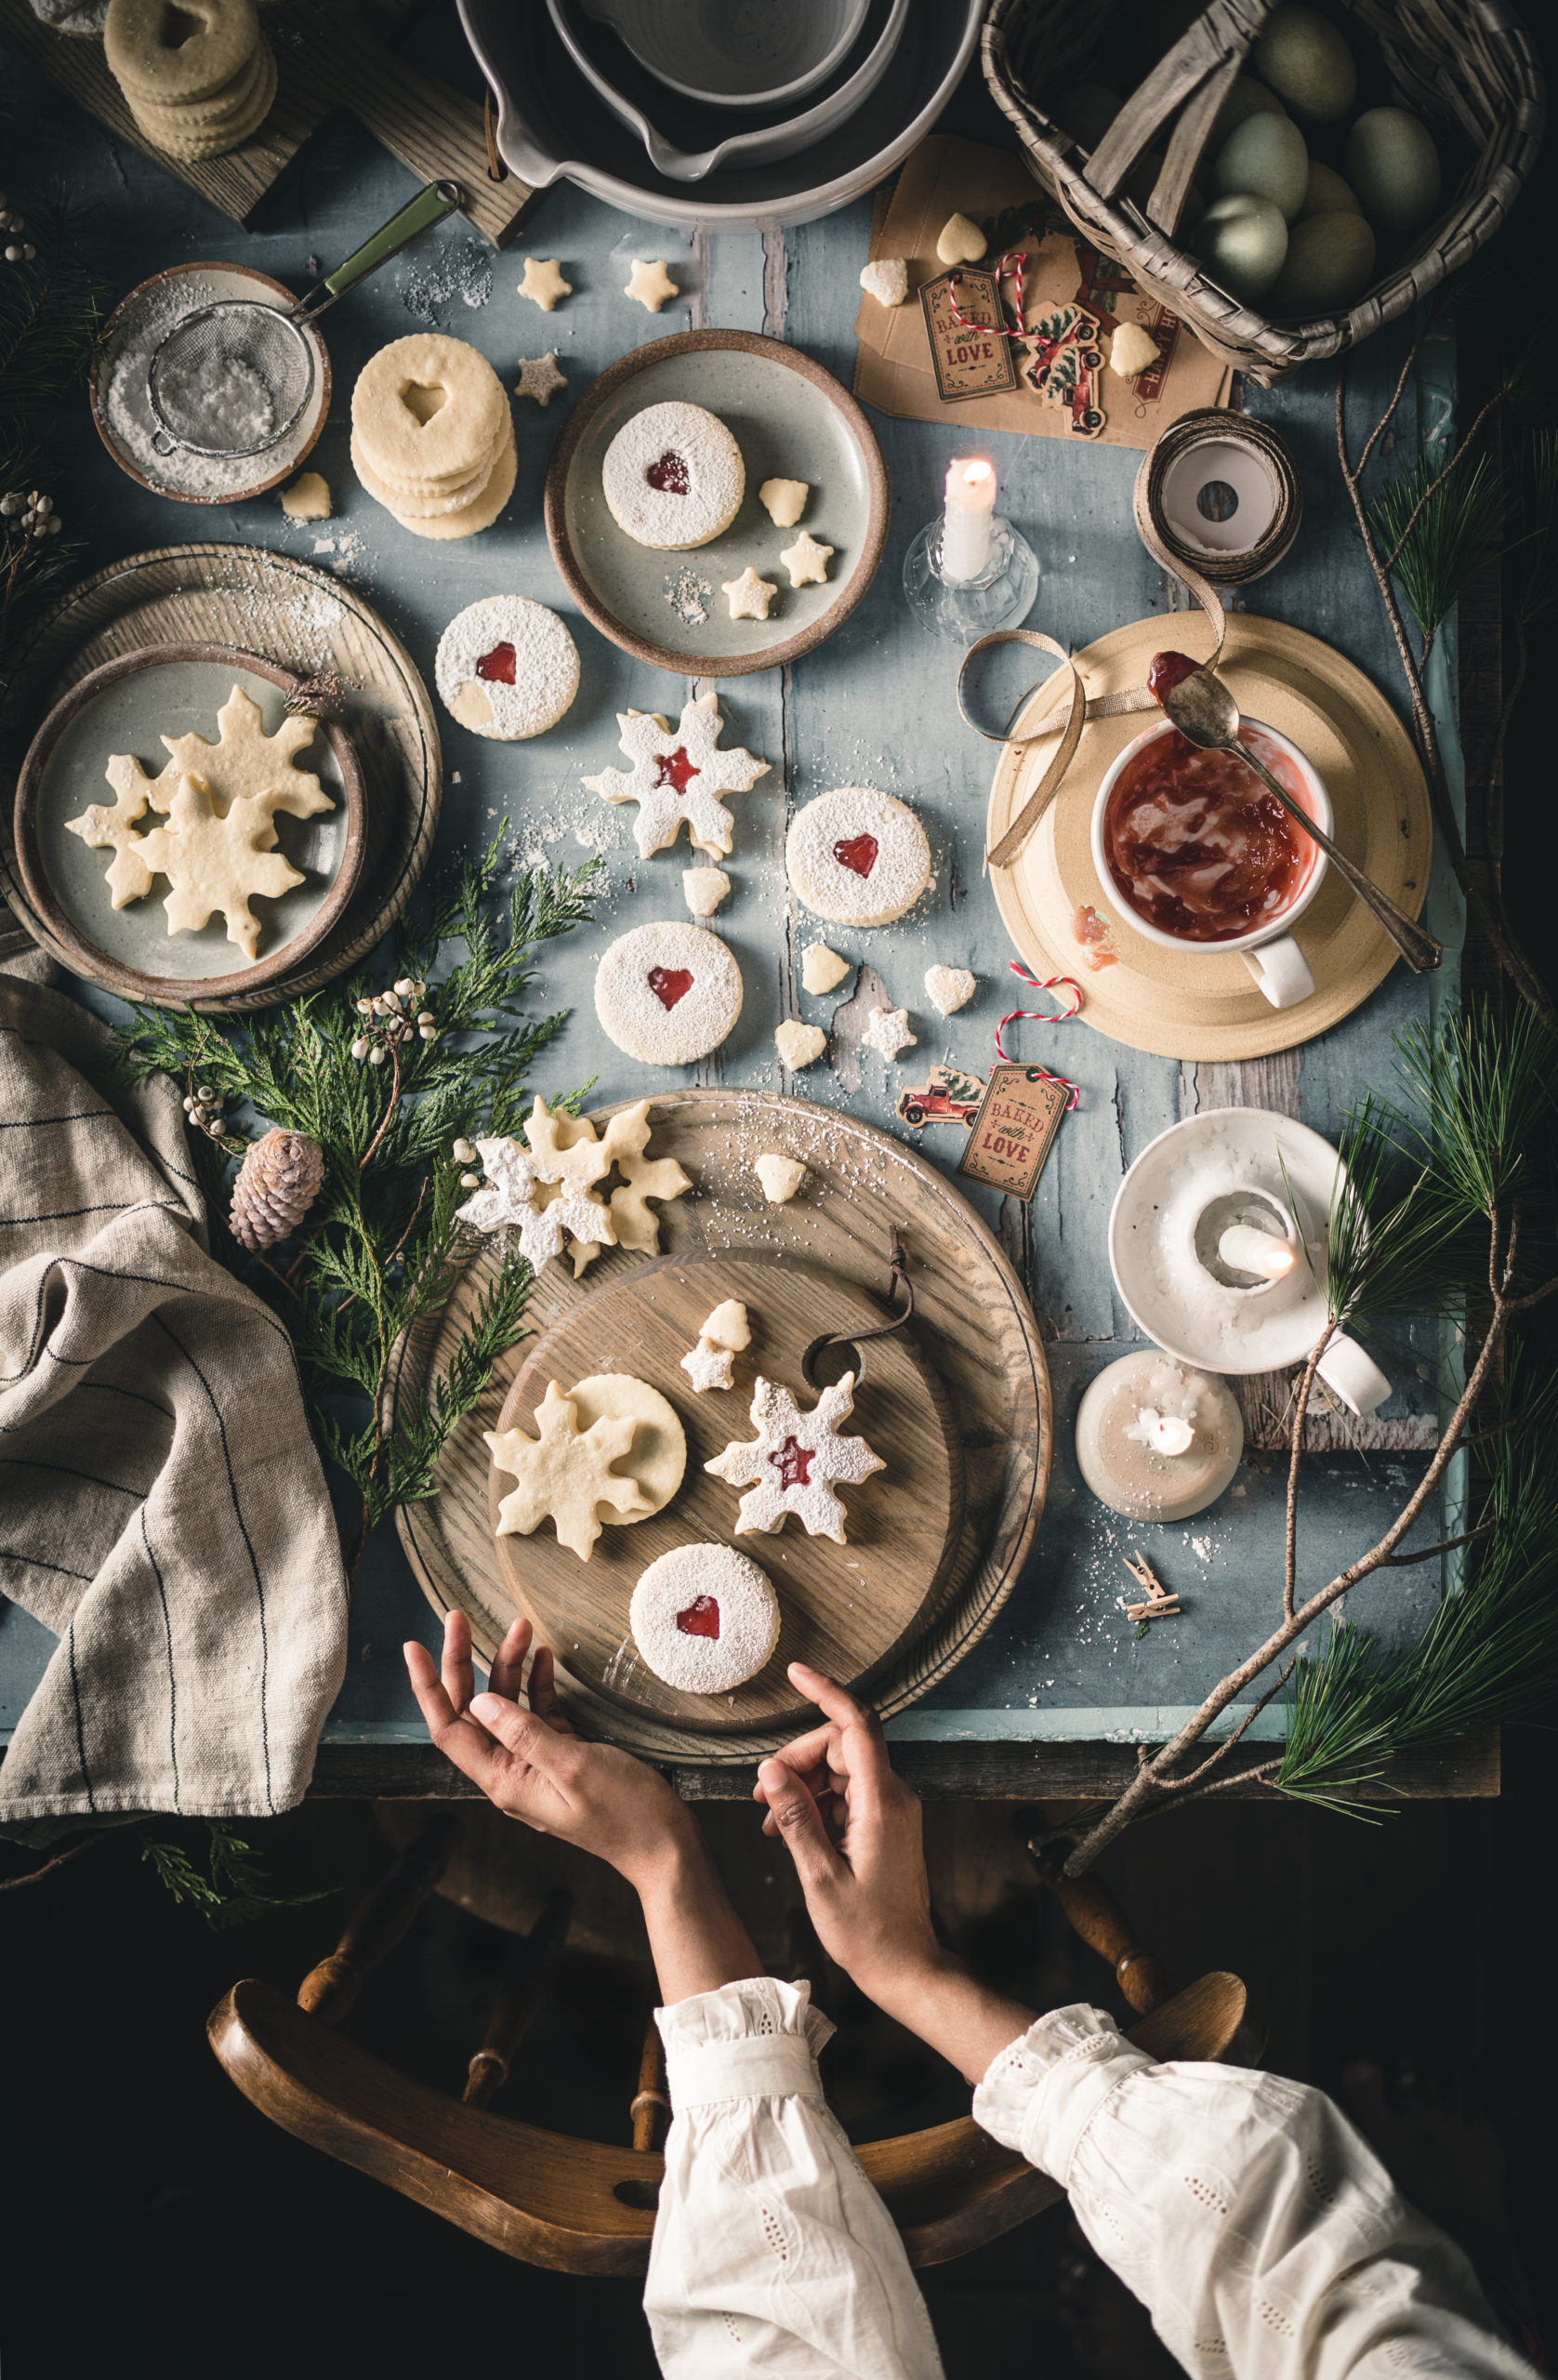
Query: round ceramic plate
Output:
[[0, 545, 442, 1014], [985, 612, 1433, 1061], [14, 647, 363, 998], [545, 330, 889, 677], [90, 263, 330, 507]]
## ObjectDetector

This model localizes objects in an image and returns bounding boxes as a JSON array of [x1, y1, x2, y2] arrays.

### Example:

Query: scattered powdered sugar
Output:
[[434, 596, 580, 739], [786, 787, 932, 928], [629, 1543, 778, 1693], [601, 401, 745, 550], [664, 567, 712, 626], [397, 237, 494, 323], [101, 277, 313, 499], [594, 920, 743, 1066]]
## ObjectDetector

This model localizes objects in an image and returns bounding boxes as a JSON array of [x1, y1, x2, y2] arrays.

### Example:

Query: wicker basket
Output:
[[982, 0, 1544, 385]]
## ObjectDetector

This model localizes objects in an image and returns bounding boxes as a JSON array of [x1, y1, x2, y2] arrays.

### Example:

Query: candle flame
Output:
[[961, 460, 995, 490]]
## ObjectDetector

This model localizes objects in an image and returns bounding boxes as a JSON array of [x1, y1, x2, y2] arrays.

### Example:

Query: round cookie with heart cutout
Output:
[[786, 787, 932, 928], [601, 400, 746, 551], [594, 921, 744, 1066], [434, 594, 580, 738], [629, 1543, 780, 1693]]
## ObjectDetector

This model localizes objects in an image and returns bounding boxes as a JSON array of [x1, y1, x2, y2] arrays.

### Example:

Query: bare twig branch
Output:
[[0, 1836, 99, 1893], [1382, 1523, 1493, 1567], [1285, 1323, 1333, 1620], [1162, 1661, 1299, 1793]]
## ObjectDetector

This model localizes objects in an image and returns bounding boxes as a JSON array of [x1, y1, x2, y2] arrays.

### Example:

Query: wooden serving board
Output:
[[491, 1254, 965, 1735], [986, 612, 1432, 1061], [387, 1089, 1052, 1765], [0, 0, 535, 247], [0, 544, 440, 1013]]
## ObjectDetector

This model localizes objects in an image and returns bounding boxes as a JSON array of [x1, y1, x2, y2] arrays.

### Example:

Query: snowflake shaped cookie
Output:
[[567, 1098, 693, 1276], [523, 1095, 615, 1196], [64, 752, 162, 906], [486, 1380, 654, 1560], [158, 685, 333, 824], [515, 351, 567, 406], [583, 692, 770, 860], [456, 1135, 615, 1271], [705, 1372, 885, 1543], [130, 773, 306, 961]]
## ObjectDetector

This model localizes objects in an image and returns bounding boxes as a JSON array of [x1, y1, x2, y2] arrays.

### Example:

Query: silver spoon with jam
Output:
[[1147, 652, 1442, 975]]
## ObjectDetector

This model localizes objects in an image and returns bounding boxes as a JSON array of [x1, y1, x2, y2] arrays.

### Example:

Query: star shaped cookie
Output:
[[583, 692, 770, 859], [705, 1373, 885, 1543], [515, 351, 567, 407], [519, 257, 572, 311], [863, 1005, 917, 1061], [680, 1338, 734, 1394], [780, 530, 834, 588], [487, 1380, 654, 1560], [131, 773, 305, 961], [456, 1135, 614, 1270], [625, 258, 678, 312], [722, 566, 777, 622]]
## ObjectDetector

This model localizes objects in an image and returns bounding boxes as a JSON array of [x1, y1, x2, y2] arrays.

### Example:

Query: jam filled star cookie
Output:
[[595, 921, 744, 1066], [629, 1544, 780, 1694], [705, 1373, 885, 1543], [601, 400, 744, 551], [435, 596, 580, 740], [786, 787, 931, 928]]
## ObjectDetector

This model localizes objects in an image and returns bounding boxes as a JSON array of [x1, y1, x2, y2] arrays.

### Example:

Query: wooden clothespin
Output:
[[1119, 1551, 1182, 1623]]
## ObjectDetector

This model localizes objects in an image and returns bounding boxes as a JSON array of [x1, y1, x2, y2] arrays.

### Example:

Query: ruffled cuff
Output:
[[972, 2003, 1157, 2183], [656, 1976, 835, 2112]]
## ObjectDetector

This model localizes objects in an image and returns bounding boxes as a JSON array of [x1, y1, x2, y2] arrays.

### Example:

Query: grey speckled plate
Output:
[[17, 649, 362, 997], [545, 330, 889, 677]]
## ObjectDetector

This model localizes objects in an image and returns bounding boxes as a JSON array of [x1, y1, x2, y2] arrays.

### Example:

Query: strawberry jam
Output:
[[675, 1594, 720, 1639], [1146, 648, 1201, 705], [646, 451, 690, 496], [833, 834, 878, 879], [654, 747, 699, 795], [772, 1435, 813, 1489], [647, 966, 693, 1009], [1102, 726, 1313, 944], [475, 641, 517, 684]]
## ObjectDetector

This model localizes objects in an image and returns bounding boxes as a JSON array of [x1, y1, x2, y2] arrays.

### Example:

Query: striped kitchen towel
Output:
[[0, 968, 348, 1843]]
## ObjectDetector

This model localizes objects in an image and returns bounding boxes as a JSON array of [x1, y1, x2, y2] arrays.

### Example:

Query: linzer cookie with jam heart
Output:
[[594, 920, 744, 1065], [601, 400, 745, 551], [629, 1543, 780, 1694], [434, 596, 580, 740], [786, 787, 931, 927]]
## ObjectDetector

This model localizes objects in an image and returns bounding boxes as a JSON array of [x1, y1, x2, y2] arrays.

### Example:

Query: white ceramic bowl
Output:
[[1090, 714, 1331, 1009], [575, 0, 870, 109], [547, 0, 911, 183], [459, 0, 984, 232]]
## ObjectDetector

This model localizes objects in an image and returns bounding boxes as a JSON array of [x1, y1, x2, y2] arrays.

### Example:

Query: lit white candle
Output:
[[1219, 1223, 1297, 1280], [941, 456, 997, 584], [1124, 1406, 1196, 1459]]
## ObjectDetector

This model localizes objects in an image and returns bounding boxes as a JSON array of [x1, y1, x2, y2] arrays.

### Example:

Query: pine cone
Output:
[[230, 1128, 325, 1251]]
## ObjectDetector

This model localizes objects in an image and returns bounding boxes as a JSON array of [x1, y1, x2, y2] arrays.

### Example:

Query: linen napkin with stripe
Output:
[[0, 968, 348, 1843]]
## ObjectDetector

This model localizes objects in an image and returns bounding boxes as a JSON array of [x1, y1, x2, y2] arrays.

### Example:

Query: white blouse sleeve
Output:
[[643, 1976, 944, 2380], [972, 2003, 1535, 2380]]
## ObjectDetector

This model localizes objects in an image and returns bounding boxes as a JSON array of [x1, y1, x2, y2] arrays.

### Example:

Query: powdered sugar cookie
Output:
[[435, 595, 580, 741], [629, 1544, 780, 1694], [583, 692, 769, 859], [706, 1373, 885, 1543], [595, 922, 743, 1066], [601, 401, 744, 551], [925, 964, 977, 1015], [786, 788, 931, 928]]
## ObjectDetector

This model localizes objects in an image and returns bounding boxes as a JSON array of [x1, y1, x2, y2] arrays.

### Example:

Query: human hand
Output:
[[752, 1663, 946, 2013], [403, 1610, 693, 1893]]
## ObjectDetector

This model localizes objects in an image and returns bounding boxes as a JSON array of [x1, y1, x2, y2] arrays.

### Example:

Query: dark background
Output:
[[3, 9, 1555, 2377]]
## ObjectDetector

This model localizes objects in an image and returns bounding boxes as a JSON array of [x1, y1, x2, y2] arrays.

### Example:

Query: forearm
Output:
[[633, 1819, 764, 2005], [868, 1950, 1035, 2085]]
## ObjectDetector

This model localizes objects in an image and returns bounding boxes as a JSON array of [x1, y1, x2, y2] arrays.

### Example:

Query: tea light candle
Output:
[[942, 456, 997, 584], [1218, 1223, 1297, 1281], [1075, 1353, 1243, 1522]]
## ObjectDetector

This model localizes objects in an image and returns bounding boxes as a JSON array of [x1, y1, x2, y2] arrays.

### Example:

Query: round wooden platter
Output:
[[986, 612, 1432, 1061], [388, 1088, 1052, 1765], [491, 1253, 965, 1736], [0, 544, 441, 1013], [544, 329, 889, 679]]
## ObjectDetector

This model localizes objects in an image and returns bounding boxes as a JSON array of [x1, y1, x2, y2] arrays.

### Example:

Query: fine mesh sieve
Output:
[[145, 179, 464, 462]]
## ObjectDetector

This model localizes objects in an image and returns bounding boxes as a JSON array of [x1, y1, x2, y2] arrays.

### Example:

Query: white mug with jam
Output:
[[1089, 714, 1330, 1008]]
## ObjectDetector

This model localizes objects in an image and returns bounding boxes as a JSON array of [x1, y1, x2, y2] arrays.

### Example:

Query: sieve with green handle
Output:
[[147, 179, 465, 462]]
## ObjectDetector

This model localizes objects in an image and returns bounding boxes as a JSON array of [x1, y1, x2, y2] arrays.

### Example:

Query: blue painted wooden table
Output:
[[0, 19, 1479, 1795]]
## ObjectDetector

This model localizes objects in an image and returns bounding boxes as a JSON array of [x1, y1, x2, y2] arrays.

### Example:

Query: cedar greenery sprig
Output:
[[1053, 998, 1558, 1876], [114, 843, 603, 1580], [139, 1820, 337, 1930]]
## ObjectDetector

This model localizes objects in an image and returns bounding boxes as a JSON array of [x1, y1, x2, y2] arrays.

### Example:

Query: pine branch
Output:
[[139, 1821, 335, 1931]]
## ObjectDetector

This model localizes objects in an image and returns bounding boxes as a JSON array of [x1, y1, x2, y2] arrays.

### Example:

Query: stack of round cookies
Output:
[[104, 0, 276, 161], [350, 335, 516, 543]]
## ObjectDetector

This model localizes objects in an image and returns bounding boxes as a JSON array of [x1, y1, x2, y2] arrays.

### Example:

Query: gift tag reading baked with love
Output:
[[919, 269, 1020, 403], [957, 1064, 1070, 1200]]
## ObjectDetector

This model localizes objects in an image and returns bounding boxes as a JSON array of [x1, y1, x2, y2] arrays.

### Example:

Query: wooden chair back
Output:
[[208, 1816, 1247, 2275]]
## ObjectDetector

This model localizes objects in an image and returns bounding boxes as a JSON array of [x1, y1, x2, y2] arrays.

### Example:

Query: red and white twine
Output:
[[995, 962, 1083, 1106]]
